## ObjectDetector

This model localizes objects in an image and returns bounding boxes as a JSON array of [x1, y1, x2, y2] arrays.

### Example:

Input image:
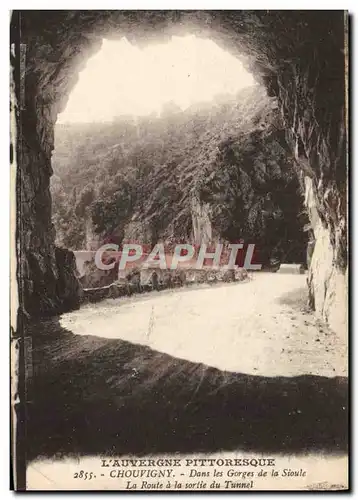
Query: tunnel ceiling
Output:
[[10, 10, 347, 333]]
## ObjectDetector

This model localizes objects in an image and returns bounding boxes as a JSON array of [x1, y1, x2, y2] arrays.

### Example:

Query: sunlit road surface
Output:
[[60, 273, 347, 378]]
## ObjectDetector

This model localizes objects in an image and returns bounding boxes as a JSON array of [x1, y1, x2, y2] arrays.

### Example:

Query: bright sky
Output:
[[58, 35, 255, 123]]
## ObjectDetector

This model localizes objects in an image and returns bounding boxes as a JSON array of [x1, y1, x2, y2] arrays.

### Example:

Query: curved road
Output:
[[60, 273, 347, 378]]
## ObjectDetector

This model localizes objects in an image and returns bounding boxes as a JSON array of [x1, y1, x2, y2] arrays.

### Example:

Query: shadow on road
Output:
[[26, 318, 348, 462], [276, 286, 310, 311]]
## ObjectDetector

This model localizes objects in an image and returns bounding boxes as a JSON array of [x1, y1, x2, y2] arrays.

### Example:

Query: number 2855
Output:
[[73, 471, 95, 480]]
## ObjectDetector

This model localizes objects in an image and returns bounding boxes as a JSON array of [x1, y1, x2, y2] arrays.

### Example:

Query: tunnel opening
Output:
[[51, 34, 309, 292], [11, 11, 347, 334]]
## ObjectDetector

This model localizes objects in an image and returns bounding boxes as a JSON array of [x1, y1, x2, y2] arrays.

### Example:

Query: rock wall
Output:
[[73, 251, 96, 278], [11, 66, 82, 317], [10, 11, 347, 333], [54, 247, 83, 312], [84, 215, 102, 251], [191, 197, 214, 245], [305, 177, 347, 335]]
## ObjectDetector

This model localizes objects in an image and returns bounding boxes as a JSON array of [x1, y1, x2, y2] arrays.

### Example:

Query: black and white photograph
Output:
[[10, 9, 349, 491]]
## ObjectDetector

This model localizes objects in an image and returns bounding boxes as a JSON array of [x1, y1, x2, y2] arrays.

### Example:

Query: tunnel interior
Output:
[[50, 33, 309, 285], [10, 10, 347, 334]]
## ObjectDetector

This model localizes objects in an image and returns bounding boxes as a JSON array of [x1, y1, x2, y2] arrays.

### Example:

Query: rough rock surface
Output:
[[54, 247, 83, 313], [191, 196, 215, 245], [10, 11, 347, 333]]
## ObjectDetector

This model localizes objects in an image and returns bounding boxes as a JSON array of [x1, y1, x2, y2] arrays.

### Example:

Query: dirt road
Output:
[[27, 272, 348, 460], [60, 273, 347, 378]]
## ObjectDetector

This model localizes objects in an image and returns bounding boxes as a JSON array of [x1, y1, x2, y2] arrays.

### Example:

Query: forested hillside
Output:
[[51, 86, 308, 265]]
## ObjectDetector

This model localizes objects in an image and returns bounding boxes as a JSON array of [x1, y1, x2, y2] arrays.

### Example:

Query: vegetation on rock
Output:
[[52, 85, 308, 266]]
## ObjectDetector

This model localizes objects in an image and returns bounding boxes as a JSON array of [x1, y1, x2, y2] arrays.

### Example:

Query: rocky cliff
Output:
[[51, 89, 307, 266]]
